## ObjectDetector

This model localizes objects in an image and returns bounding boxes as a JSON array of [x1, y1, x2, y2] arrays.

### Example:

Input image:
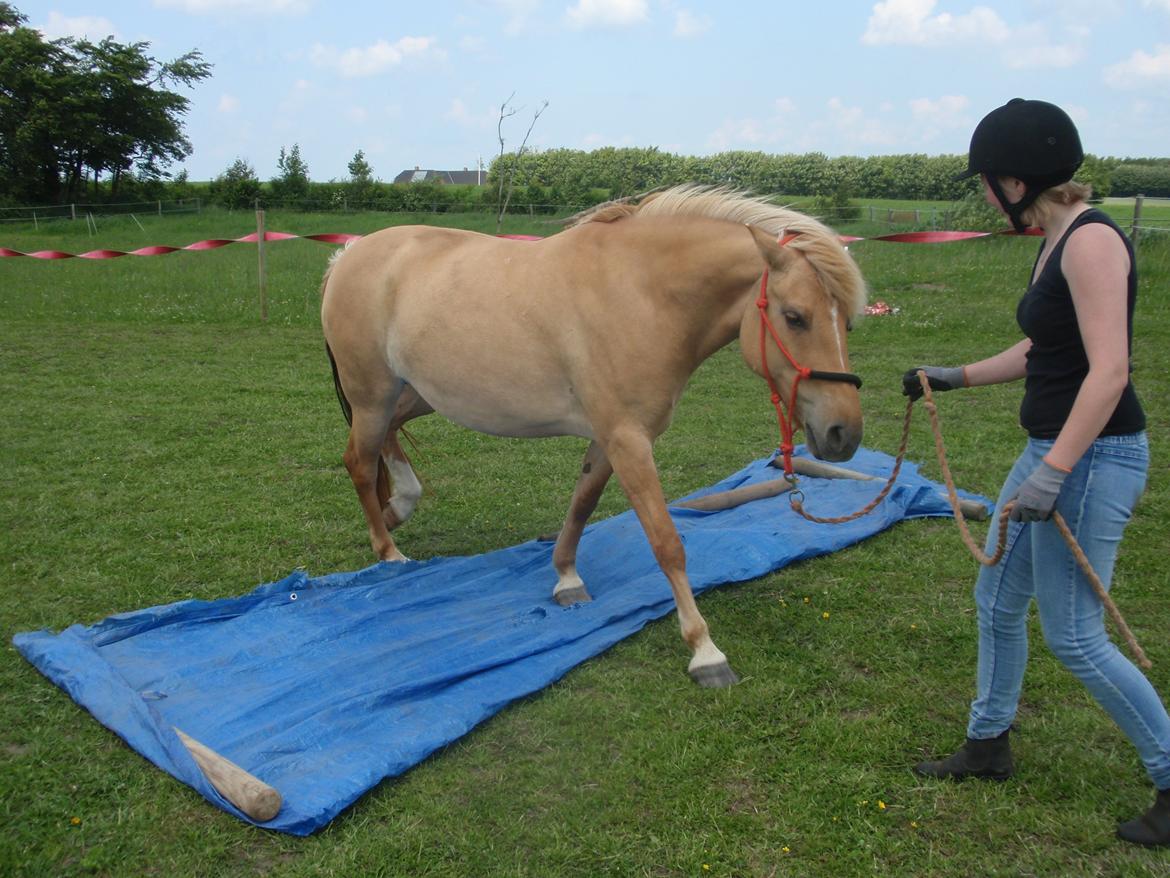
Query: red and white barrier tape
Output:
[[0, 227, 1038, 261], [0, 231, 362, 260]]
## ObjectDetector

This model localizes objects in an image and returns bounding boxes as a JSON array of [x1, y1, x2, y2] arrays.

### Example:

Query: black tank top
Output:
[[1015, 209, 1145, 439]]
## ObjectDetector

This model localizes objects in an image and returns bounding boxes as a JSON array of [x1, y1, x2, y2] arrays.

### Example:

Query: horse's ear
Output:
[[746, 224, 797, 271]]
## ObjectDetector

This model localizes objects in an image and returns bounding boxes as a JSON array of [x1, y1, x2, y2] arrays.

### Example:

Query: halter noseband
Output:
[[757, 232, 862, 479]]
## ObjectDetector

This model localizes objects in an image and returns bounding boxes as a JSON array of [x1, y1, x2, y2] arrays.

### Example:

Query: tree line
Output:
[[196, 147, 1169, 214]]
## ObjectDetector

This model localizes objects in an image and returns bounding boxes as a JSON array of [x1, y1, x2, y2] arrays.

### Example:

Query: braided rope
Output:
[[791, 371, 1151, 668]]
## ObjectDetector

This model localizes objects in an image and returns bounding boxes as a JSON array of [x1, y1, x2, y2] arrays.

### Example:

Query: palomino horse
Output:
[[320, 185, 867, 687]]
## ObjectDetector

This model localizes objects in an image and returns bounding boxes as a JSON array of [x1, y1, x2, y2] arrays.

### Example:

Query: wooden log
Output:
[[174, 727, 282, 822], [772, 456, 989, 521], [673, 478, 795, 512]]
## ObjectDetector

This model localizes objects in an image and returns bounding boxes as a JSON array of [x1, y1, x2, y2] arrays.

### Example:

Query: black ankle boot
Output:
[[914, 729, 1013, 781], [1117, 788, 1170, 848]]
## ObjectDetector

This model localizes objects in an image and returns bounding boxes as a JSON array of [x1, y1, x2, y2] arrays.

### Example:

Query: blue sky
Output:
[[24, 0, 1170, 182]]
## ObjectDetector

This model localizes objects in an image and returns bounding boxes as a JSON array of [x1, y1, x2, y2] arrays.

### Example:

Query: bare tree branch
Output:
[[495, 95, 548, 233]]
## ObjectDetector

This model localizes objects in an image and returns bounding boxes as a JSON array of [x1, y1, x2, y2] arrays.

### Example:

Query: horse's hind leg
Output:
[[379, 386, 433, 532], [552, 441, 613, 606], [345, 401, 407, 562]]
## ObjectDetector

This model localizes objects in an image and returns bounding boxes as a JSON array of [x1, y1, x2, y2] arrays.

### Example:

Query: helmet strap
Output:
[[987, 175, 1040, 233]]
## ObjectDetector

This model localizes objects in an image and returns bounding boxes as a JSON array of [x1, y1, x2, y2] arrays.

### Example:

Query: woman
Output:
[[905, 98, 1170, 847]]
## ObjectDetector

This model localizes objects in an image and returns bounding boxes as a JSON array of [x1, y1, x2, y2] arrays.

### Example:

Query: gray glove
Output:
[[1009, 460, 1069, 522], [901, 365, 966, 402]]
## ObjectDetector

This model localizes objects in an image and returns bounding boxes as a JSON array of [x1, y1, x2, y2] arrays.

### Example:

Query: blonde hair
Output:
[[1019, 179, 1093, 228]]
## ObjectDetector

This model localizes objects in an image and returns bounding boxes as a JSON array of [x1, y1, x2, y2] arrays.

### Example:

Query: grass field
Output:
[[3, 205, 1170, 877]]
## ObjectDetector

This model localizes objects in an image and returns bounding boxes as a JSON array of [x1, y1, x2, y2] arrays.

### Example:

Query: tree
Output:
[[0, 4, 72, 201], [494, 92, 548, 231], [346, 149, 375, 206], [270, 143, 310, 204], [0, 3, 210, 203], [210, 157, 260, 209]]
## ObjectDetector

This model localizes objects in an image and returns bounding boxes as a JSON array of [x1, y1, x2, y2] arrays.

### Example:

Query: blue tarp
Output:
[[14, 448, 988, 835]]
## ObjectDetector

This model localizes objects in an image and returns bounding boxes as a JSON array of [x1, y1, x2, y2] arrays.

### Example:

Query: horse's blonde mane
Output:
[[567, 184, 867, 316]]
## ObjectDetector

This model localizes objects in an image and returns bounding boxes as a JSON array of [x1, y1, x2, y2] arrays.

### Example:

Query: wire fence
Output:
[[0, 199, 203, 226], [1, 195, 1167, 237]]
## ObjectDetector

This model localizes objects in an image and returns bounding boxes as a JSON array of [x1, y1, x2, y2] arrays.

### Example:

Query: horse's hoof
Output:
[[553, 585, 592, 607], [689, 662, 739, 688]]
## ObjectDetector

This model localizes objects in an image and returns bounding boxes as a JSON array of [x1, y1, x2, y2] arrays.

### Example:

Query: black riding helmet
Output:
[[957, 98, 1084, 232]]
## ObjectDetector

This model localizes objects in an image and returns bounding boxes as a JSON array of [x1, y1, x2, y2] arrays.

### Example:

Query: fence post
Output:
[[158, 200, 163, 217], [1132, 194, 1144, 246], [71, 203, 77, 221], [256, 209, 268, 322]]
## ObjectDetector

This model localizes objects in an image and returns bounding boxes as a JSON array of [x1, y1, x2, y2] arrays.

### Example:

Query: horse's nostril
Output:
[[826, 424, 845, 451]]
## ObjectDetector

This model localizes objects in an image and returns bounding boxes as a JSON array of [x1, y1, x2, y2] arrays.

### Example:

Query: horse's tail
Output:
[[324, 341, 353, 427], [322, 252, 392, 505]]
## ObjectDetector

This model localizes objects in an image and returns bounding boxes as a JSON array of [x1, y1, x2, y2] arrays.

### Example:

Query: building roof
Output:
[[392, 168, 484, 185]]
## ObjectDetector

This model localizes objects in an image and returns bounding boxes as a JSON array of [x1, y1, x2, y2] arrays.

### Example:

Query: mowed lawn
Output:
[[2, 208, 1170, 877]]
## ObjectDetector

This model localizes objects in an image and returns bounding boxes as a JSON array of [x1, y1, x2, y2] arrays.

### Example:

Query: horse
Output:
[[320, 185, 867, 687]]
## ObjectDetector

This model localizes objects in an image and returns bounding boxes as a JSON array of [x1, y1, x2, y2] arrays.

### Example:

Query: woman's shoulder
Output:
[[1062, 213, 1132, 280]]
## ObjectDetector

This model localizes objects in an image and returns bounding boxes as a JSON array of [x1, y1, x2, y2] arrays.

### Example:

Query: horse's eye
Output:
[[783, 311, 806, 330]]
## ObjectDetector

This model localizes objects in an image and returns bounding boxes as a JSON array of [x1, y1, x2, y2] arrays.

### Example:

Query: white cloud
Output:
[[908, 95, 970, 142], [707, 118, 770, 151], [823, 97, 899, 146], [447, 98, 472, 124], [1001, 22, 1083, 68], [862, 2, 1086, 70], [1006, 44, 1082, 69], [1143, 0, 1170, 12], [310, 37, 445, 77], [566, 0, 649, 29], [153, 0, 310, 13], [37, 12, 119, 41], [862, 0, 1010, 46], [1104, 44, 1170, 87], [217, 94, 240, 113], [493, 0, 541, 34], [909, 94, 969, 124], [673, 9, 711, 37]]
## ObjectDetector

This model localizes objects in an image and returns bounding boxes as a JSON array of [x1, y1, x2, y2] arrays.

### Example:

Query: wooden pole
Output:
[[772, 456, 989, 520], [673, 479, 796, 512], [174, 727, 282, 822], [1132, 194, 1144, 246], [256, 208, 268, 322]]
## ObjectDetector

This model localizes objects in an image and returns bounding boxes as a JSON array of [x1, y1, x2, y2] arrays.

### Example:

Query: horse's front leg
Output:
[[602, 428, 738, 688], [552, 441, 614, 606]]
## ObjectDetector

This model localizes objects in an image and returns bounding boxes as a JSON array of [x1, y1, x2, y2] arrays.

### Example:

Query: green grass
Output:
[[3, 210, 1170, 876]]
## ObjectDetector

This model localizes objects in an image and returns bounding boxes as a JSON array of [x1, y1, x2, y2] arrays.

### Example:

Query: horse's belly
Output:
[[405, 379, 594, 440]]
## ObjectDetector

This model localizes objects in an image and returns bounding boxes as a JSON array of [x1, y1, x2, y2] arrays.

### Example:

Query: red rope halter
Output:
[[757, 233, 861, 478]]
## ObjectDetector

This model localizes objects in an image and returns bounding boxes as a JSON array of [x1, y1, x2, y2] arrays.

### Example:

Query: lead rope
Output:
[[790, 370, 1151, 669]]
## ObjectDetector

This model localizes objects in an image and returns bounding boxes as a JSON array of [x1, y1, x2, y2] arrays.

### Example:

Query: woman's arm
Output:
[[1044, 222, 1133, 471], [962, 337, 1032, 387]]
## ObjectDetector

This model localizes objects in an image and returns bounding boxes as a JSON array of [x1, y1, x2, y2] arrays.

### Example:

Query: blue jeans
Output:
[[968, 433, 1170, 789]]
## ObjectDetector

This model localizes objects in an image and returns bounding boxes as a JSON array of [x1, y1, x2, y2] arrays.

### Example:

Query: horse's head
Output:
[[739, 224, 864, 462]]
